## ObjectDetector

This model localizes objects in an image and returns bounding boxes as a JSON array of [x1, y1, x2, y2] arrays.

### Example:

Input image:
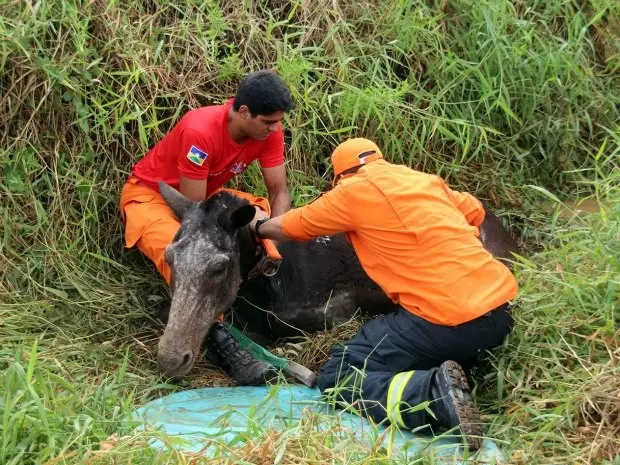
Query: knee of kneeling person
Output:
[[317, 367, 339, 393], [317, 356, 356, 394]]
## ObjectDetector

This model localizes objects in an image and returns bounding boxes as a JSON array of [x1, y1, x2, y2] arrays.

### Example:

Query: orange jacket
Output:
[[281, 160, 518, 326]]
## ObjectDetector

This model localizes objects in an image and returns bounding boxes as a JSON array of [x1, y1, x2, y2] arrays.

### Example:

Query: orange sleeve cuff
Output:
[[281, 209, 313, 241], [470, 199, 486, 227]]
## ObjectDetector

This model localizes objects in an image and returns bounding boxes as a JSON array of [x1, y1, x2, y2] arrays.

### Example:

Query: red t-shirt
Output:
[[131, 99, 284, 196]]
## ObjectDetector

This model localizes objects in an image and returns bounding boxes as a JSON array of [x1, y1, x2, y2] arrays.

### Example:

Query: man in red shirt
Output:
[[120, 70, 294, 384]]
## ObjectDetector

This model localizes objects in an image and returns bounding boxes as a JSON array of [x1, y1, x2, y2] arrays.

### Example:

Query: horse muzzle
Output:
[[157, 348, 195, 379]]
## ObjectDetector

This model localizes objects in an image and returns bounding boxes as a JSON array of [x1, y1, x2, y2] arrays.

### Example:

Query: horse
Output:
[[155, 182, 520, 379]]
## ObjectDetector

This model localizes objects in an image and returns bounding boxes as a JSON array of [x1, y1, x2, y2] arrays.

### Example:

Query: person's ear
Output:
[[238, 105, 250, 120]]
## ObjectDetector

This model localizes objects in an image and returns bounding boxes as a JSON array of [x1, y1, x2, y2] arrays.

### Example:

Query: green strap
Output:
[[225, 323, 288, 370], [386, 370, 415, 428]]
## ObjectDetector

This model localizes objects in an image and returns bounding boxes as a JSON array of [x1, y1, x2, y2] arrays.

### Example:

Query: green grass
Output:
[[477, 174, 619, 464], [1, 0, 619, 463]]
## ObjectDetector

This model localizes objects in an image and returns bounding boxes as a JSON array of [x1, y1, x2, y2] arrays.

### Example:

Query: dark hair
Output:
[[233, 70, 294, 116]]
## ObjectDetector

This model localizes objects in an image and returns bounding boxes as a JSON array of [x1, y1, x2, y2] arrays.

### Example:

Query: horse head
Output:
[[155, 183, 260, 378]]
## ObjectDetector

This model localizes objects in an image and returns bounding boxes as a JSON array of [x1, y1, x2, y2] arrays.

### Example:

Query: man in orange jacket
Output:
[[250, 138, 518, 450], [120, 70, 294, 385]]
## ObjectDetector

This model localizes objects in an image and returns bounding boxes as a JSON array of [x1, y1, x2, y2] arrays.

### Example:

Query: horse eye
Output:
[[209, 255, 230, 274], [212, 263, 227, 274]]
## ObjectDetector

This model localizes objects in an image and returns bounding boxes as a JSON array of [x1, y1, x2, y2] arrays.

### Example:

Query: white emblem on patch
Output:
[[230, 162, 247, 174]]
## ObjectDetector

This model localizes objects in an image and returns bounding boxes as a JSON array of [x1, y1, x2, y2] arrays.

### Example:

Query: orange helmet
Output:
[[331, 138, 383, 185]]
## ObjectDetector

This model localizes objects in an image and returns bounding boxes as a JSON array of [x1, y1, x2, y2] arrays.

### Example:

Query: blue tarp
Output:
[[134, 384, 505, 463]]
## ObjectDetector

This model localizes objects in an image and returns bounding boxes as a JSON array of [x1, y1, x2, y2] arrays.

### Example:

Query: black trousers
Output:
[[317, 304, 513, 429]]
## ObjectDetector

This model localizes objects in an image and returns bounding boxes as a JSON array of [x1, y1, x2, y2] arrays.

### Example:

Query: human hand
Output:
[[249, 207, 269, 233]]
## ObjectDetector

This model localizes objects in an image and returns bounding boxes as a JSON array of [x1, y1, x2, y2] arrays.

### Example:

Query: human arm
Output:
[[250, 186, 353, 242], [251, 215, 289, 242], [179, 177, 207, 202], [176, 129, 215, 201], [445, 184, 485, 227], [257, 126, 291, 217], [261, 163, 291, 217]]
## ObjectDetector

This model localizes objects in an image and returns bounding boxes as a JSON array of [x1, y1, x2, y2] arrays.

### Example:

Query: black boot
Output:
[[206, 322, 280, 386], [430, 360, 483, 451]]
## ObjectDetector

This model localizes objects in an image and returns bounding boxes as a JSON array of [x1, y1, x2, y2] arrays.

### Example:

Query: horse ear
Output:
[[220, 205, 256, 232], [158, 181, 194, 220]]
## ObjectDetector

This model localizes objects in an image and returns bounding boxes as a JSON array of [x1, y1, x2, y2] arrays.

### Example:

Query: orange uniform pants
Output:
[[119, 176, 278, 284]]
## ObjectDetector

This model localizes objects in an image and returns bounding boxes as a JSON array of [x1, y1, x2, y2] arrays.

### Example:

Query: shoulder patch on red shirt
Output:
[[186, 145, 209, 166]]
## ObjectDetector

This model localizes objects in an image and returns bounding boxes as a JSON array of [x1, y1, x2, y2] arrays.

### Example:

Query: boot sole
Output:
[[239, 365, 281, 386], [439, 360, 483, 451]]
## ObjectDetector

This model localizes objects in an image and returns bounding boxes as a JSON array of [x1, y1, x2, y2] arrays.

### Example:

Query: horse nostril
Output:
[[157, 350, 195, 378]]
